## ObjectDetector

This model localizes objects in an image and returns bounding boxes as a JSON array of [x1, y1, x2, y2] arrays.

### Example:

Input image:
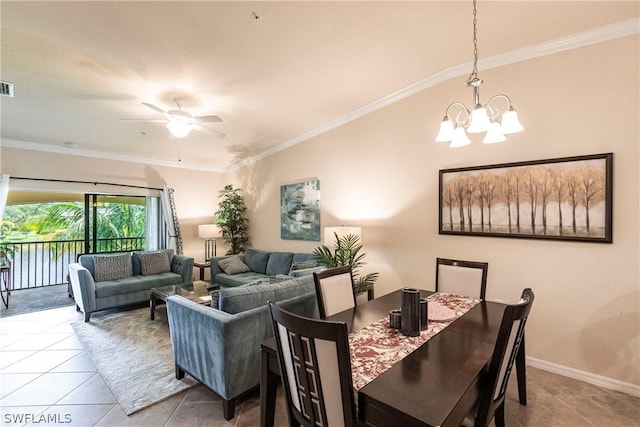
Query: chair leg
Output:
[[222, 398, 236, 421], [175, 364, 185, 380], [516, 336, 527, 405], [494, 403, 506, 427]]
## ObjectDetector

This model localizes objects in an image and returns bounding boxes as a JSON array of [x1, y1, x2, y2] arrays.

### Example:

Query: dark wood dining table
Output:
[[260, 289, 523, 427]]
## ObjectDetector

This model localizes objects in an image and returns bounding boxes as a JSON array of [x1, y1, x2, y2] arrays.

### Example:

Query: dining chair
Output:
[[467, 288, 535, 427], [313, 266, 357, 318], [268, 302, 366, 427], [435, 257, 489, 300]]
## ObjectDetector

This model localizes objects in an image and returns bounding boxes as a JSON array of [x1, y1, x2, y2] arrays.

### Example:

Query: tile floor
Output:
[[0, 305, 638, 426]]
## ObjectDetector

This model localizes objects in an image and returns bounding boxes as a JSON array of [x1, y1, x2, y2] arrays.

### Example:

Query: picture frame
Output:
[[439, 153, 613, 243], [280, 179, 321, 241]]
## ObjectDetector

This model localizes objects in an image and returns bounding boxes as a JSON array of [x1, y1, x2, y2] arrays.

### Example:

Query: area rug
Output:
[[0, 285, 75, 318], [70, 307, 198, 415]]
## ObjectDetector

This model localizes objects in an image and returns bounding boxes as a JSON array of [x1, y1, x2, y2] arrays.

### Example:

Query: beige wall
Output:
[[230, 36, 640, 387], [0, 148, 225, 263], [1, 35, 638, 389]]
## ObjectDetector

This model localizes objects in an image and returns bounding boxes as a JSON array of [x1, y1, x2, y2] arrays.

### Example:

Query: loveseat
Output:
[[166, 274, 318, 420], [68, 249, 194, 321], [210, 248, 323, 287]]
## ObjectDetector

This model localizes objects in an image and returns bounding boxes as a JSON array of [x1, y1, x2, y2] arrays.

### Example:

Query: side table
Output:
[[0, 263, 10, 309], [193, 261, 211, 281]]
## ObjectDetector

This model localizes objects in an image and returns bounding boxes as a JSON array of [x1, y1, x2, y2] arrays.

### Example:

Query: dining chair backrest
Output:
[[313, 266, 357, 318], [268, 302, 359, 427], [436, 257, 488, 300], [473, 288, 534, 427]]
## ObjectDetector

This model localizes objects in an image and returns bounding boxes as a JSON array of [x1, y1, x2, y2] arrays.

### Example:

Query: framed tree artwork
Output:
[[439, 153, 613, 243], [280, 179, 321, 241]]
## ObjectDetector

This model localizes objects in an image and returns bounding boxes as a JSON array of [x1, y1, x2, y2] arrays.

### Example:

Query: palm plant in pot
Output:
[[214, 185, 250, 255], [313, 231, 379, 297]]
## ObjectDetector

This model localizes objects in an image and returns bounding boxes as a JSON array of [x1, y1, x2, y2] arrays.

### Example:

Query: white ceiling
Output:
[[1, 1, 638, 172]]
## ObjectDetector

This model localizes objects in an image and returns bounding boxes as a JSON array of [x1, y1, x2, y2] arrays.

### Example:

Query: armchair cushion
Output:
[[93, 253, 132, 282], [218, 256, 251, 275]]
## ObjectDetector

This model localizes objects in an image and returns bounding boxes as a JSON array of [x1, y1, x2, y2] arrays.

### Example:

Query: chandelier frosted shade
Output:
[[449, 125, 472, 148], [500, 108, 524, 134], [482, 121, 506, 144], [435, 117, 454, 142], [467, 107, 490, 133]]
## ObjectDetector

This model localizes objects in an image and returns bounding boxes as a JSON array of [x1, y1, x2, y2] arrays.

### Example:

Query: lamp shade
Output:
[[198, 224, 221, 239], [482, 121, 506, 144], [449, 126, 471, 148], [324, 226, 362, 246]]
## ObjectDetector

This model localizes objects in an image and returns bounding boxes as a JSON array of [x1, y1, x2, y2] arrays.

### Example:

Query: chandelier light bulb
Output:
[[436, 117, 454, 142], [449, 125, 471, 148]]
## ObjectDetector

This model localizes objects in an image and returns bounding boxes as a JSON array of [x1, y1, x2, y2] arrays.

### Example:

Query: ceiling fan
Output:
[[122, 98, 225, 139]]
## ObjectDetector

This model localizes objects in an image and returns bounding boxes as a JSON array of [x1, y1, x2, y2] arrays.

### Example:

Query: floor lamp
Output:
[[198, 224, 221, 263]]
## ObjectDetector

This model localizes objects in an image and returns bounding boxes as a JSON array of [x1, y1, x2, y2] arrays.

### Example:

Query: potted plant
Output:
[[215, 185, 250, 255], [313, 231, 379, 297]]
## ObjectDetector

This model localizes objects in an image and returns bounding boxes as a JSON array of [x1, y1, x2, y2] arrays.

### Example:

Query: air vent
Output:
[[1, 81, 14, 97]]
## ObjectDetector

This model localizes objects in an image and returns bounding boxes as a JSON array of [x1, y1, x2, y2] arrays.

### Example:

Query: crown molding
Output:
[[245, 17, 639, 168], [0, 138, 227, 173]]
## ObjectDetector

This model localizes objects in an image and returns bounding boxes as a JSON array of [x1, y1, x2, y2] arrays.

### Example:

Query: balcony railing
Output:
[[0, 237, 145, 290]]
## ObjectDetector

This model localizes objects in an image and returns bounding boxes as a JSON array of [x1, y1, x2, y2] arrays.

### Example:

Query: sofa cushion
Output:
[[138, 251, 171, 275], [132, 249, 174, 276], [292, 253, 316, 264], [218, 275, 315, 314], [95, 272, 182, 298], [218, 256, 251, 275], [215, 272, 269, 287], [244, 249, 270, 275], [93, 253, 132, 282], [266, 252, 294, 276]]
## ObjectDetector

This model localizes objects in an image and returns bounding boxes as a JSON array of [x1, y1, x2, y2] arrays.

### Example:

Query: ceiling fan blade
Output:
[[142, 102, 167, 114], [193, 123, 226, 139], [193, 115, 223, 123], [120, 119, 167, 123]]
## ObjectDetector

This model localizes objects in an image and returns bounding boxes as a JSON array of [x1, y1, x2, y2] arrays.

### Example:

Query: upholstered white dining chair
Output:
[[464, 288, 535, 427], [313, 266, 356, 318], [268, 302, 366, 427], [435, 257, 489, 300]]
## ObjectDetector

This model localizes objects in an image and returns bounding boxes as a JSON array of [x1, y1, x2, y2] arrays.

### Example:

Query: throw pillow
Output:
[[244, 248, 270, 274], [138, 251, 171, 275], [93, 253, 132, 282], [218, 256, 251, 275], [210, 289, 221, 309], [290, 259, 317, 271]]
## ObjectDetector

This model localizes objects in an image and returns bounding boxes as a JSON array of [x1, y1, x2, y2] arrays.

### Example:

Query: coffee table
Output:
[[150, 280, 217, 320]]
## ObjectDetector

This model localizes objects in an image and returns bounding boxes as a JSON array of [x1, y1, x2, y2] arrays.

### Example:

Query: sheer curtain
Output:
[[0, 174, 9, 227], [160, 186, 182, 254]]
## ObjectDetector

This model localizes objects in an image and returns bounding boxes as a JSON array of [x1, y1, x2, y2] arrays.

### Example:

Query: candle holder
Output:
[[401, 288, 420, 337]]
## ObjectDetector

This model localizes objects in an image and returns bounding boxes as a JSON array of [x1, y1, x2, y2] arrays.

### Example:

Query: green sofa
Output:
[[166, 274, 318, 420], [68, 249, 194, 321]]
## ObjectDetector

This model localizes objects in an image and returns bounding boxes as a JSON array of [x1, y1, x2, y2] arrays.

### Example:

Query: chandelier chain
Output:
[[467, 0, 479, 84]]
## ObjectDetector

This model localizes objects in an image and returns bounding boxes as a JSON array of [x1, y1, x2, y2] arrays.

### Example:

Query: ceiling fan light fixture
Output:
[[166, 118, 192, 138]]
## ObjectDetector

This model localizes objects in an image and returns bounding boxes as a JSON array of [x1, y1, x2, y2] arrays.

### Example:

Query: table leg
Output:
[[260, 347, 278, 427], [516, 334, 527, 405], [0, 268, 10, 309], [150, 294, 157, 320]]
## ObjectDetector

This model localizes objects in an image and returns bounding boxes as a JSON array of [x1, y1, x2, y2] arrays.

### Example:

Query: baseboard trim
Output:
[[527, 356, 640, 398]]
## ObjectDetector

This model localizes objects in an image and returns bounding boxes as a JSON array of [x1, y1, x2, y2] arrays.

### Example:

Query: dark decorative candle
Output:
[[401, 288, 420, 337], [420, 298, 428, 331]]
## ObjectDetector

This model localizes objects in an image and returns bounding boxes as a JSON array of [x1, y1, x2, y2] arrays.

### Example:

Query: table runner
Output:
[[350, 292, 479, 391]]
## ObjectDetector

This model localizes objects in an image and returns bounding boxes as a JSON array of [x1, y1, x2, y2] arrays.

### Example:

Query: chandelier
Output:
[[435, 0, 524, 147]]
